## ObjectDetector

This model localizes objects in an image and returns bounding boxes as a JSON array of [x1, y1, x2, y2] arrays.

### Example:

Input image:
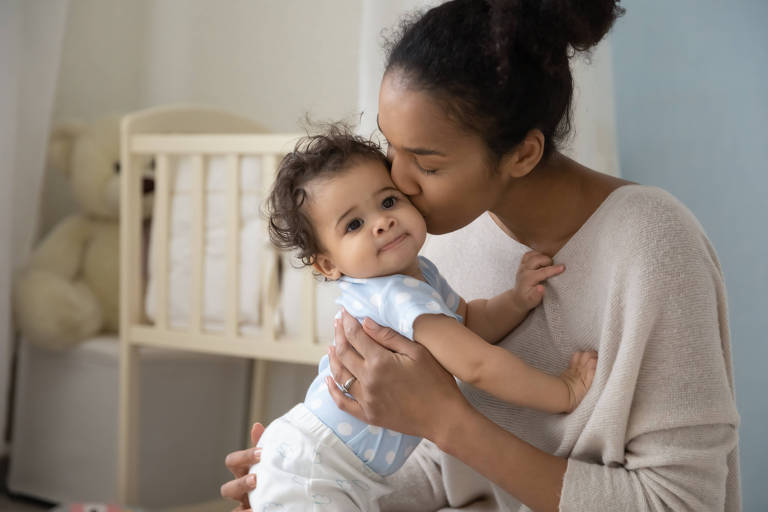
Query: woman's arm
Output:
[[326, 311, 567, 511], [328, 309, 738, 512]]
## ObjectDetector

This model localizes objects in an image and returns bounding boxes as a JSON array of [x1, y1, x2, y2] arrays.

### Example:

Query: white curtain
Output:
[[0, 0, 70, 456], [357, 0, 620, 177]]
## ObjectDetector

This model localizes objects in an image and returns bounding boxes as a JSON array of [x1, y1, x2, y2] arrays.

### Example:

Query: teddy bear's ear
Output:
[[47, 121, 86, 175]]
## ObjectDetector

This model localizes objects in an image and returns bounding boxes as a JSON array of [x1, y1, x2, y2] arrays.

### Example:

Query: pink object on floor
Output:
[[62, 504, 144, 512]]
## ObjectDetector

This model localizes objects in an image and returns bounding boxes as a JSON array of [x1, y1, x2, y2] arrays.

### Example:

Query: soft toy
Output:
[[13, 115, 154, 350]]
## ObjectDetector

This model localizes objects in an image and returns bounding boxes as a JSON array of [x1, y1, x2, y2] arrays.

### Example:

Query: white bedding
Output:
[[145, 155, 339, 342]]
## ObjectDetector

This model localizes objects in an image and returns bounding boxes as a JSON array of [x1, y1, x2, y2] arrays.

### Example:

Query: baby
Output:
[[249, 124, 597, 511]]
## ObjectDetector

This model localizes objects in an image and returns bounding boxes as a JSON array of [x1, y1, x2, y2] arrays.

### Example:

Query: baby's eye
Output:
[[346, 218, 363, 232], [382, 196, 397, 209]]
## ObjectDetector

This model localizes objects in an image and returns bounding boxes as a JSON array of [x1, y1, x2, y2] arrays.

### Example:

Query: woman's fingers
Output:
[[327, 346, 358, 395], [249, 422, 265, 446], [361, 316, 418, 356], [340, 308, 392, 361], [219, 473, 257, 508], [325, 375, 368, 421], [224, 446, 262, 478], [333, 315, 366, 375]]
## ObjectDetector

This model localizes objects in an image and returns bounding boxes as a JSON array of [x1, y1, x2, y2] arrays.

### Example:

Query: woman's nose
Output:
[[390, 157, 421, 196]]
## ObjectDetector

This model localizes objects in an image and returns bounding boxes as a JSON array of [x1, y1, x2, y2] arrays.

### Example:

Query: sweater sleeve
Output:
[[562, 424, 738, 511], [560, 195, 741, 511]]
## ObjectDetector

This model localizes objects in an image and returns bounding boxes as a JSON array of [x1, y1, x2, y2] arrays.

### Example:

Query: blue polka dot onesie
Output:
[[248, 256, 463, 511]]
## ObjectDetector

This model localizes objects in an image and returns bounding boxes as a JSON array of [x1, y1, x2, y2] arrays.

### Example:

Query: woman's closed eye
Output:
[[415, 160, 437, 175]]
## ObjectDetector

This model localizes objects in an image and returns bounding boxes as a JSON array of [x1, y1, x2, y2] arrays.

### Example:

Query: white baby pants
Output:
[[248, 403, 393, 511]]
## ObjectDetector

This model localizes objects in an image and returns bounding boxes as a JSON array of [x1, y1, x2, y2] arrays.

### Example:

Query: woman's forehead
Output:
[[378, 73, 462, 150]]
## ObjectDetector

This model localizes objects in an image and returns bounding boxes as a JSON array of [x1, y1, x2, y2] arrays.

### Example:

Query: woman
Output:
[[221, 1, 741, 510]]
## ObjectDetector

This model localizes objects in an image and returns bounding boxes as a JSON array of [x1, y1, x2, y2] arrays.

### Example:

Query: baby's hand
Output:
[[512, 250, 565, 313], [560, 351, 598, 413]]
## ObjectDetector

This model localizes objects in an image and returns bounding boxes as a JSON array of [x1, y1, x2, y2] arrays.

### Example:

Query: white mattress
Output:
[[145, 155, 339, 341]]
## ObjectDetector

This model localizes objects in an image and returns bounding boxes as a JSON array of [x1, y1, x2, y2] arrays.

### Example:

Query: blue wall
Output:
[[611, 1, 767, 509]]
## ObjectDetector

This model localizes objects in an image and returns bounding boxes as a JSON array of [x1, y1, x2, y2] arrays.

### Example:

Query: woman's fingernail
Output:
[[247, 474, 257, 486], [253, 449, 260, 459]]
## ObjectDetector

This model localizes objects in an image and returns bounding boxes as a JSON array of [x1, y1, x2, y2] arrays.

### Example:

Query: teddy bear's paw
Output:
[[14, 270, 103, 349]]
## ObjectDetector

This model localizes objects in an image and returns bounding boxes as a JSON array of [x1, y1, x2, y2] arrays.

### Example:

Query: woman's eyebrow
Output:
[[376, 114, 446, 157]]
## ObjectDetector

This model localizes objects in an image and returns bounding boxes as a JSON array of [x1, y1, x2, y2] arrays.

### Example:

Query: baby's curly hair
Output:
[[266, 122, 390, 266]]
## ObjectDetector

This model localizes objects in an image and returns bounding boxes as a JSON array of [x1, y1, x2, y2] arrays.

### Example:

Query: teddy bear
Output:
[[13, 115, 154, 350]]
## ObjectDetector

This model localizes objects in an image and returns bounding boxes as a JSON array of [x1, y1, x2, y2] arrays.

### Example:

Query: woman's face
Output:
[[377, 71, 506, 234]]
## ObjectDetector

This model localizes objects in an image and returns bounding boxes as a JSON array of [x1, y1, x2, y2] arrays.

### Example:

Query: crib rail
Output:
[[121, 133, 325, 365], [117, 107, 333, 505]]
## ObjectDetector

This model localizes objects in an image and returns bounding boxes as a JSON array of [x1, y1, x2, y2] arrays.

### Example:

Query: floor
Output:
[[0, 457, 52, 511], [0, 493, 51, 511]]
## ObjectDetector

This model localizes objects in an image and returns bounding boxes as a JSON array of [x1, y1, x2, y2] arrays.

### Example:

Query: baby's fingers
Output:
[[521, 251, 553, 270], [523, 264, 565, 286]]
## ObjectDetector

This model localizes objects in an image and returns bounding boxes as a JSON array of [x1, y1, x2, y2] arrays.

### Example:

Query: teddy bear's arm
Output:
[[27, 214, 93, 279]]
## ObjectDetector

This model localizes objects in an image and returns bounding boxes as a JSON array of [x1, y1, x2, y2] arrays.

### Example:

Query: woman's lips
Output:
[[379, 233, 407, 252]]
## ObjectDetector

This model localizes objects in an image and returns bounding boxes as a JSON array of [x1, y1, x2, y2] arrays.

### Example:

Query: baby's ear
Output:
[[312, 254, 341, 281]]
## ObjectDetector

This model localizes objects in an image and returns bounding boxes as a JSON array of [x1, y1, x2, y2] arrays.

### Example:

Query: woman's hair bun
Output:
[[489, 0, 624, 75], [544, 0, 624, 51]]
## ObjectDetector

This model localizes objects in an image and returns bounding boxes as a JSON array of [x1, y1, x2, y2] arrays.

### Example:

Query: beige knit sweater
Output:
[[380, 185, 741, 511]]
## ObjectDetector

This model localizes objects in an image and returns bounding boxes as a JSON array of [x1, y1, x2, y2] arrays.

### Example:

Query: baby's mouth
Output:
[[379, 233, 408, 253]]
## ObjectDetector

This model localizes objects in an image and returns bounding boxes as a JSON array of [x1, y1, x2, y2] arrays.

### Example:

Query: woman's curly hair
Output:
[[265, 122, 390, 266]]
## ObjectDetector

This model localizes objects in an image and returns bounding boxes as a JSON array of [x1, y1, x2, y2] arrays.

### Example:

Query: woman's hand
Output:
[[326, 308, 470, 440], [220, 422, 264, 511]]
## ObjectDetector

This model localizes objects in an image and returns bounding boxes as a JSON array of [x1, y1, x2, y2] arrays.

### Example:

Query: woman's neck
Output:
[[489, 152, 630, 257]]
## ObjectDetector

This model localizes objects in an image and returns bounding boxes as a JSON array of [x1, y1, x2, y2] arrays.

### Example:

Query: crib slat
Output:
[[226, 154, 241, 337], [260, 154, 278, 341], [154, 154, 171, 329], [190, 155, 205, 333], [302, 268, 317, 345]]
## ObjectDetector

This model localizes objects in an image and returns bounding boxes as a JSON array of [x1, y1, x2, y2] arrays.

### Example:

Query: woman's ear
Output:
[[499, 129, 545, 179], [312, 254, 342, 280]]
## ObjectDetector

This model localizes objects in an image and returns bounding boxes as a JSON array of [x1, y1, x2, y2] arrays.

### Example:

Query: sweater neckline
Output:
[[485, 184, 647, 259]]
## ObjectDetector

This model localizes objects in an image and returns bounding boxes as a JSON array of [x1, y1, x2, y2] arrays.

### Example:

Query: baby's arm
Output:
[[413, 314, 596, 413], [459, 251, 565, 344]]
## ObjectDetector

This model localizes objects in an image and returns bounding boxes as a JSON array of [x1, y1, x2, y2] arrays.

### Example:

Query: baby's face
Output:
[[307, 158, 427, 280]]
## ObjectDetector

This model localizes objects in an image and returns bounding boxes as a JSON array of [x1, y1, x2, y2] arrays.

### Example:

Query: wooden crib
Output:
[[117, 105, 329, 503]]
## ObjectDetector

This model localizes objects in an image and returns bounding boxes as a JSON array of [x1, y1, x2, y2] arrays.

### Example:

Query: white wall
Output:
[[1, 0, 69, 457], [53, 0, 361, 130]]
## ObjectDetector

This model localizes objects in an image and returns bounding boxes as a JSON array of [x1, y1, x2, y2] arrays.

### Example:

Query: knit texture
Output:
[[380, 185, 741, 511]]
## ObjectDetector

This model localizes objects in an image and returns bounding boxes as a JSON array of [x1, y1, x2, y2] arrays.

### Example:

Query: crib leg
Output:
[[117, 343, 141, 505], [247, 359, 269, 445]]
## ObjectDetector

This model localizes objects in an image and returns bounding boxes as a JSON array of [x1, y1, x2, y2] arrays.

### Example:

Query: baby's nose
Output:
[[375, 217, 396, 234]]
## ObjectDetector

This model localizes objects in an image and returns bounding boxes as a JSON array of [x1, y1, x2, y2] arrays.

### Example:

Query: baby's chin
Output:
[[343, 258, 422, 280]]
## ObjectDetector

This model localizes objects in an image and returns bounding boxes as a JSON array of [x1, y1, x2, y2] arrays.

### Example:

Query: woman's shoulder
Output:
[[592, 184, 721, 273], [595, 184, 708, 241]]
